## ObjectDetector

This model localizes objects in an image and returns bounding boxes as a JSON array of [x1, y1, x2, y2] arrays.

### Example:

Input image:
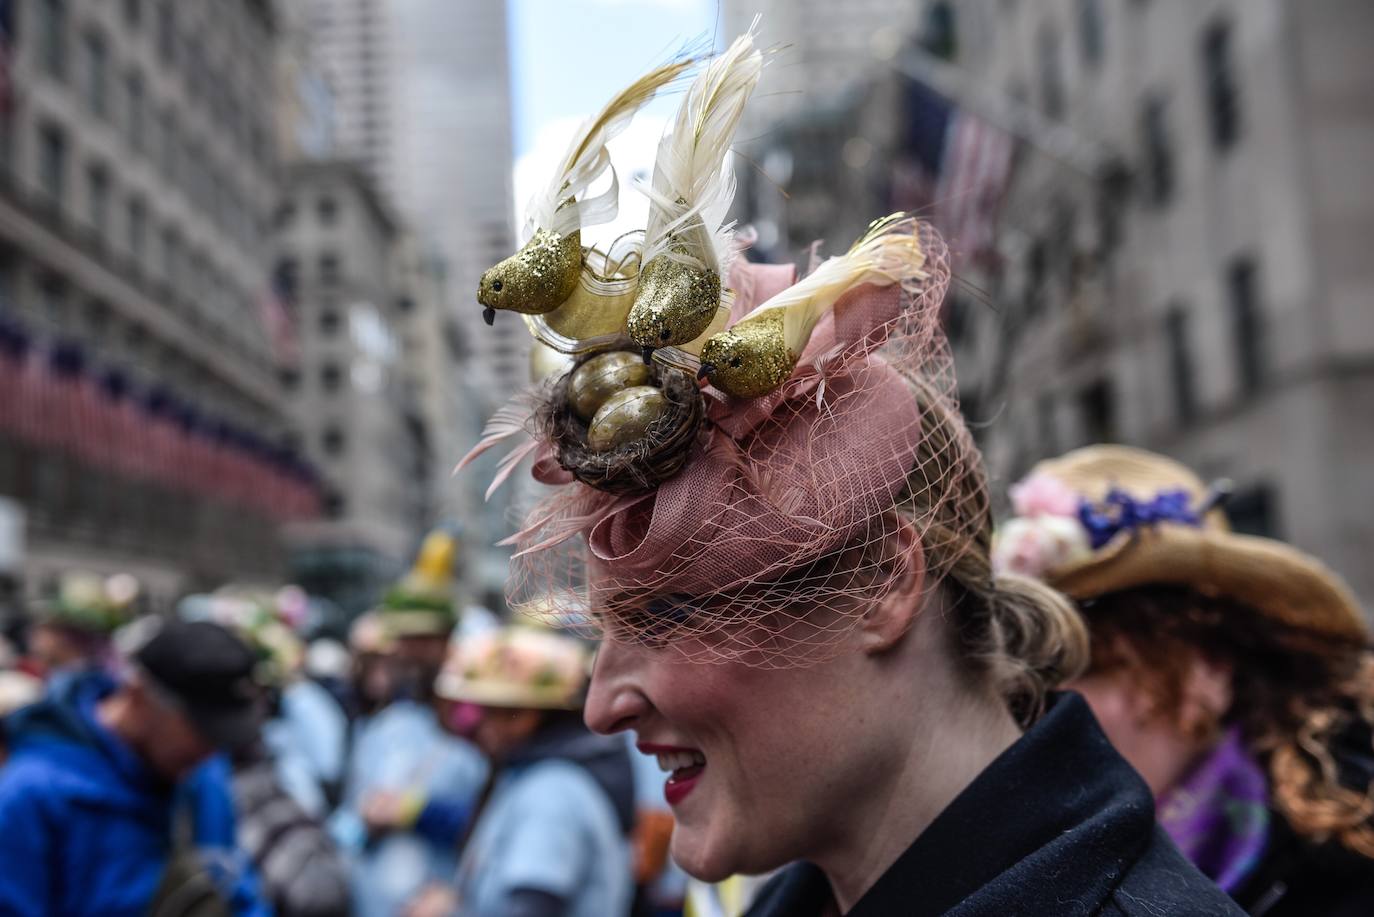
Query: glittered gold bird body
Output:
[[478, 60, 692, 326], [626, 27, 764, 355], [700, 214, 928, 399], [479, 228, 583, 322]]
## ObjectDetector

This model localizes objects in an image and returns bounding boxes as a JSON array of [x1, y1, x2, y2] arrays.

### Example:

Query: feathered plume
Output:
[[699, 214, 928, 399], [479, 58, 694, 321], [626, 22, 766, 350], [530, 59, 696, 240]]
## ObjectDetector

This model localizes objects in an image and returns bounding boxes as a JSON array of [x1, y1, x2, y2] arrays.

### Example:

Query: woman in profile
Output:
[[476, 213, 1242, 914], [996, 445, 1374, 916]]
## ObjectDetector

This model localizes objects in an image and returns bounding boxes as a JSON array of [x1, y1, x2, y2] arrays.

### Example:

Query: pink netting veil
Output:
[[498, 219, 988, 666]]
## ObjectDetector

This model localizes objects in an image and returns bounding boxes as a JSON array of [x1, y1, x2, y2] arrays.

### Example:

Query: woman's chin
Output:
[[670, 829, 739, 884]]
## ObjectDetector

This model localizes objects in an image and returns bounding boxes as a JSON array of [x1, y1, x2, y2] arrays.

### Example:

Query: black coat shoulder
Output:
[[1103, 828, 1244, 916], [748, 695, 1244, 917]]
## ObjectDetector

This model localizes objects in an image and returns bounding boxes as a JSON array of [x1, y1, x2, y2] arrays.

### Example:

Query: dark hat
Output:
[[134, 619, 262, 750]]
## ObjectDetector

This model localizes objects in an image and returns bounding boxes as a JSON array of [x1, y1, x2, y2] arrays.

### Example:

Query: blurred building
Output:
[[273, 159, 430, 616], [274, 0, 338, 162], [732, 0, 1374, 607], [390, 0, 521, 399], [299, 0, 393, 197], [0, 0, 303, 605]]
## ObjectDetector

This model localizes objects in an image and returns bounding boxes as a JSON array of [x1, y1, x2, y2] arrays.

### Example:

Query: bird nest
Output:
[[537, 348, 706, 496]]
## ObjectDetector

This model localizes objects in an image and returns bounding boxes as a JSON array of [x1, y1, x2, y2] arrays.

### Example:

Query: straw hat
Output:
[[994, 445, 1367, 644], [434, 620, 592, 711]]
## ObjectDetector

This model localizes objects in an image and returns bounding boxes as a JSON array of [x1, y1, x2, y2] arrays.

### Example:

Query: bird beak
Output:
[[482, 307, 496, 326], [697, 362, 716, 382], [641, 346, 655, 365]]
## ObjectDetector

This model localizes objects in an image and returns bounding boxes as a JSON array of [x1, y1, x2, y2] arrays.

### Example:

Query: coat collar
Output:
[[751, 692, 1157, 916]]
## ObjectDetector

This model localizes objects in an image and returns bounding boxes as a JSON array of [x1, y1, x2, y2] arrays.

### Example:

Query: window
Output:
[[319, 307, 340, 335], [273, 257, 299, 299], [1078, 0, 1104, 68], [1227, 483, 1278, 538], [1164, 305, 1196, 424], [917, 1, 958, 61], [321, 363, 342, 393], [125, 71, 145, 152], [1227, 256, 1265, 395], [38, 123, 67, 205], [317, 196, 338, 225], [162, 227, 180, 290], [83, 30, 108, 118], [1202, 21, 1241, 151], [160, 109, 177, 180], [1140, 94, 1174, 206], [1037, 25, 1064, 121], [279, 367, 300, 389], [323, 492, 346, 519], [1079, 378, 1116, 442], [157, 2, 175, 64], [86, 164, 110, 238], [127, 197, 147, 265], [123, 0, 141, 28], [322, 426, 345, 456], [395, 296, 414, 314], [274, 201, 296, 229], [318, 253, 340, 285], [38, 0, 67, 80]]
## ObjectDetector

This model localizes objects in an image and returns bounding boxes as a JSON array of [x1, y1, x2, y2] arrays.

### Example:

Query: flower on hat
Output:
[[992, 515, 1092, 579], [1009, 472, 1082, 519]]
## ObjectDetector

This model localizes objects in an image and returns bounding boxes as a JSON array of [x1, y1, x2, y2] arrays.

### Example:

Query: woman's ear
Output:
[[857, 518, 927, 655]]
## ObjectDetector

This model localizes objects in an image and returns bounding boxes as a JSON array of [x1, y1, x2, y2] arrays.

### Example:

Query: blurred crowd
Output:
[[0, 531, 683, 917]]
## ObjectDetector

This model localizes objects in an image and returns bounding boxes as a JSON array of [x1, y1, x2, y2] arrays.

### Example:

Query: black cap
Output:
[[134, 620, 261, 750]]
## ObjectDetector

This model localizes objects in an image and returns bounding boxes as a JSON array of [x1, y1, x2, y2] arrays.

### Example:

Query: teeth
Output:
[[654, 751, 706, 773]]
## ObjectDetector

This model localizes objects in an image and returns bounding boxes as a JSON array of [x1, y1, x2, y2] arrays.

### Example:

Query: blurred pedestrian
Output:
[[0, 619, 269, 916], [180, 594, 352, 917], [403, 618, 635, 917], [996, 446, 1374, 915], [331, 531, 487, 917], [180, 586, 349, 817], [26, 571, 140, 680]]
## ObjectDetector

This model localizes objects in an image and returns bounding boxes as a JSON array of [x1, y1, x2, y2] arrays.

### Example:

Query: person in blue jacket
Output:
[[401, 619, 636, 917], [0, 618, 270, 917], [329, 532, 487, 917]]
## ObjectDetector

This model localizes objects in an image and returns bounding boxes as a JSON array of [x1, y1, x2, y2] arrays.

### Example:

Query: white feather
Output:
[[525, 59, 694, 241], [732, 215, 928, 356], [641, 22, 765, 273]]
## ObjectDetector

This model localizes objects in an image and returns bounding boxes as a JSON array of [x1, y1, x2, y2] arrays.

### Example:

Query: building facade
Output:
[[273, 159, 430, 616], [0, 0, 299, 606], [732, 0, 1374, 607]]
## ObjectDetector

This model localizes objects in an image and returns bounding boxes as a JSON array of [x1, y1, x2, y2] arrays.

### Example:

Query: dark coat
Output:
[[1230, 813, 1374, 916], [746, 693, 1244, 916]]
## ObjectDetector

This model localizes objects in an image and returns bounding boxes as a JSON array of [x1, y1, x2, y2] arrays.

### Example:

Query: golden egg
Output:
[[567, 351, 651, 421], [586, 386, 669, 452]]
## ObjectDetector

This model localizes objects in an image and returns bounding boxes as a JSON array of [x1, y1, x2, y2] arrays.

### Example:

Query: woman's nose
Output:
[[584, 639, 651, 736]]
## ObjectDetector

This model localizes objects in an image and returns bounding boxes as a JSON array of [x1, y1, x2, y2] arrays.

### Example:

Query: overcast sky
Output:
[[507, 0, 719, 244]]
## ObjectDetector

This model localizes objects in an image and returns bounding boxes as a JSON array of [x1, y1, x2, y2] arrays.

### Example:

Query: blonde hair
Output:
[[895, 374, 1089, 725]]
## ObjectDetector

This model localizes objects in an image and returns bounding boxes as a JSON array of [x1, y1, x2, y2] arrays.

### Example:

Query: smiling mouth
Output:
[[642, 745, 707, 806]]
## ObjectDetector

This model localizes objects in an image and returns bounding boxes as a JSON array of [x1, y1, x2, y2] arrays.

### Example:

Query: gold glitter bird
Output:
[[477, 59, 693, 325], [699, 214, 928, 399], [625, 25, 764, 357]]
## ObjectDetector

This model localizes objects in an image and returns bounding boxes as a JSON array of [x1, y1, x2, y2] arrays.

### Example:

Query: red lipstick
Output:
[[637, 743, 706, 807]]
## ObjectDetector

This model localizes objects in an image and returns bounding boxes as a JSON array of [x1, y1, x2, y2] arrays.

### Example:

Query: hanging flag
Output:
[[260, 264, 300, 367], [898, 75, 1016, 266]]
